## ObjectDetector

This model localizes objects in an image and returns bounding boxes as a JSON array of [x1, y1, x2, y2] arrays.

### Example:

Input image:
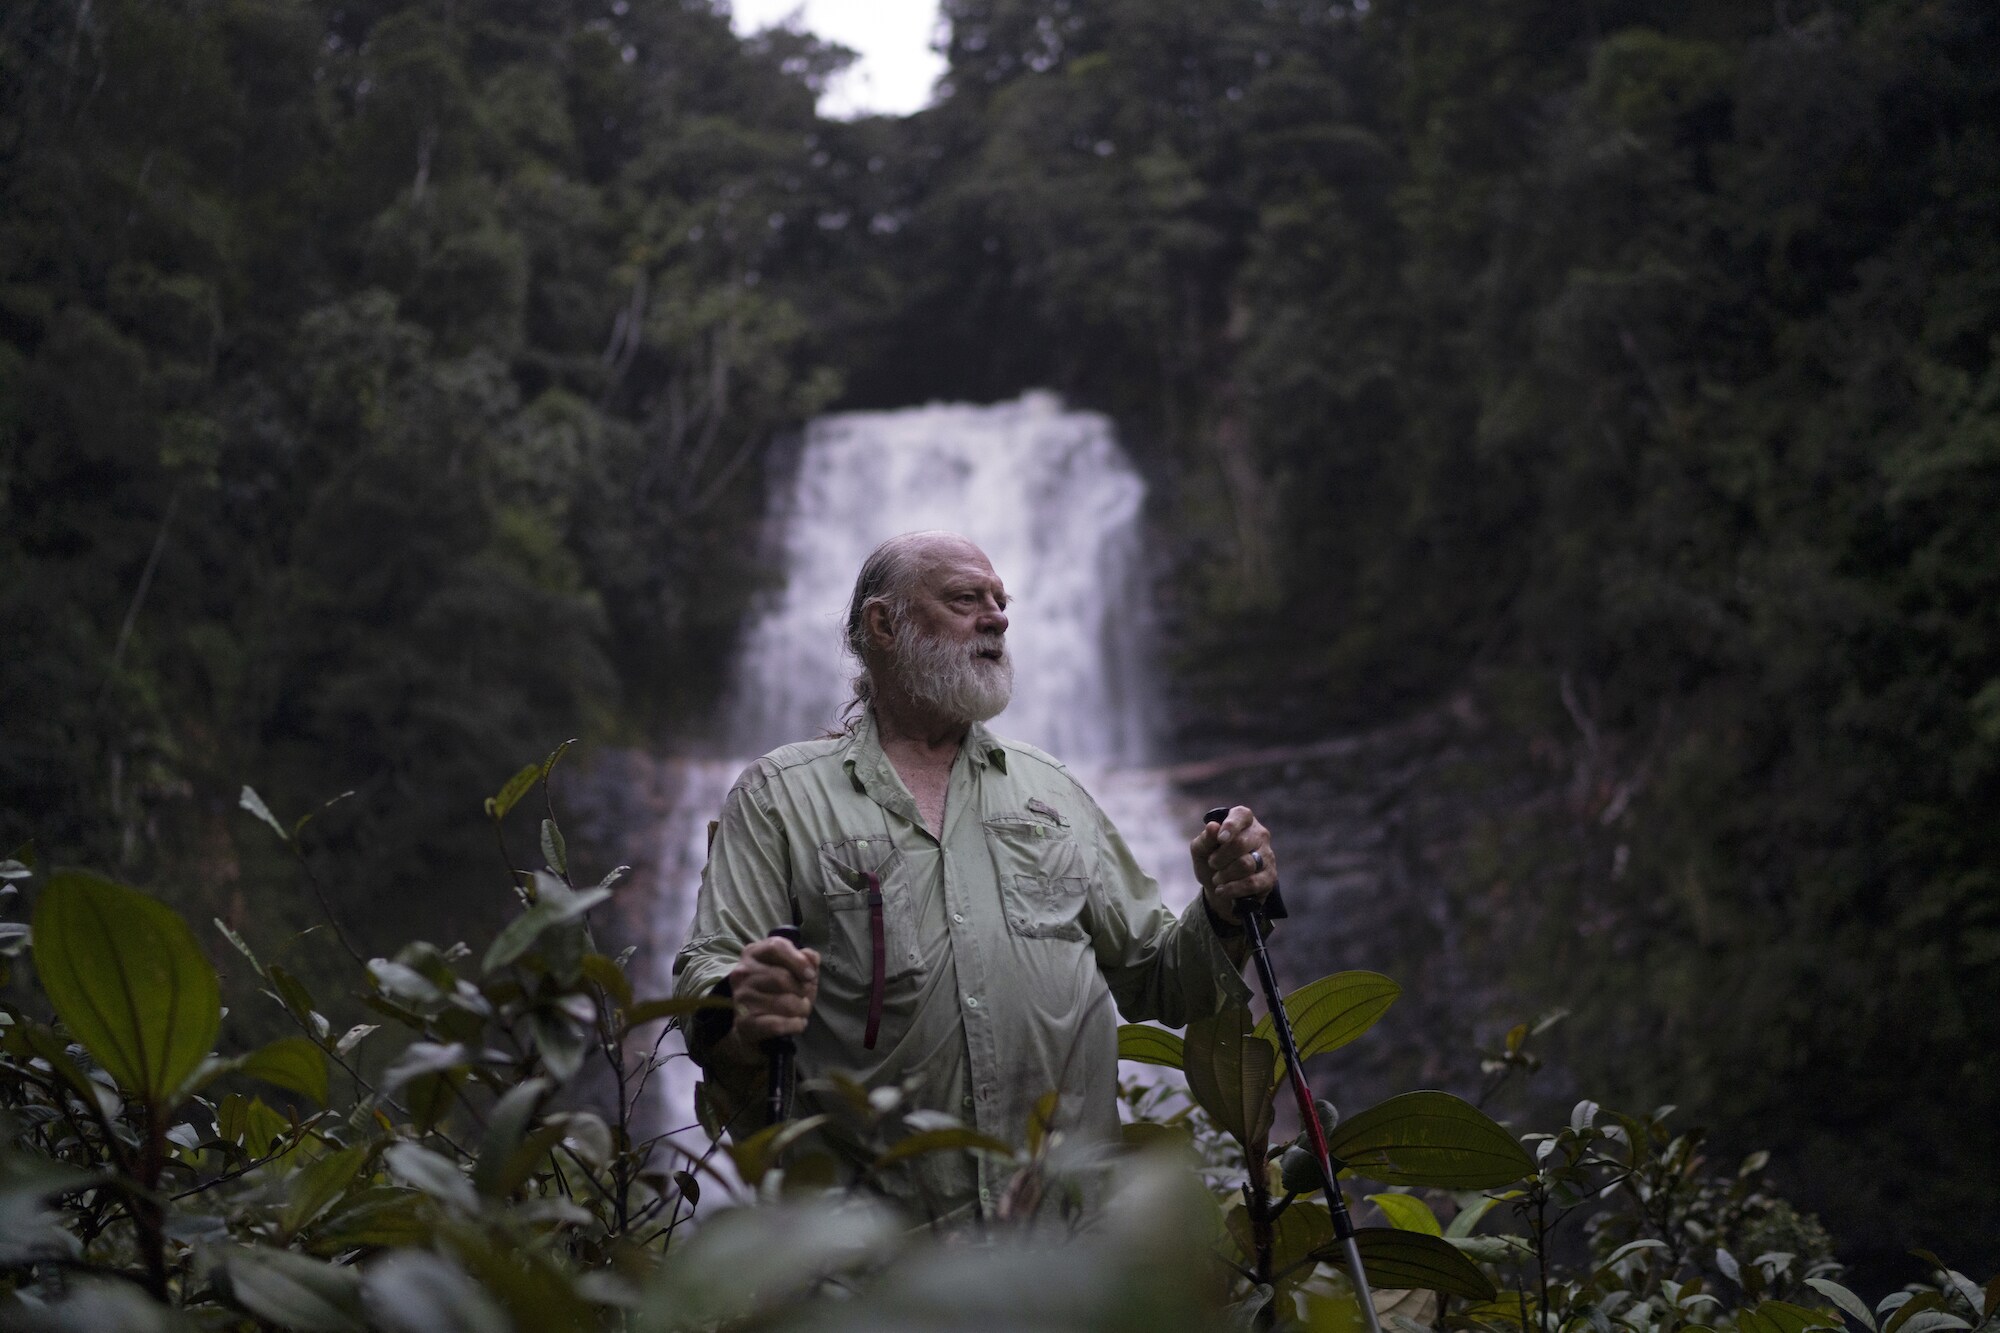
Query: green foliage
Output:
[[0, 0, 855, 950], [31, 870, 220, 1107], [848, 0, 2000, 1267], [5, 0, 1996, 1287], [0, 773, 1994, 1331]]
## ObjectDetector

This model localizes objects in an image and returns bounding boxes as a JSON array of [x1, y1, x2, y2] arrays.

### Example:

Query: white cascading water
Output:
[[641, 391, 1194, 1139]]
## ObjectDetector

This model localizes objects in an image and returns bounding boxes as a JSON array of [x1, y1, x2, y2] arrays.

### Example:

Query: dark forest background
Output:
[[3, 0, 1994, 1277]]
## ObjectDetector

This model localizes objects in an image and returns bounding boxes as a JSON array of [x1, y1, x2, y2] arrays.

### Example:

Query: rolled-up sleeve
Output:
[[671, 762, 796, 1057], [1081, 792, 1252, 1027]]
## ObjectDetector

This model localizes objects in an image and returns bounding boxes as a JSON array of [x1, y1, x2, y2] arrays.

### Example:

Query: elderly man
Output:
[[672, 530, 1279, 1217]]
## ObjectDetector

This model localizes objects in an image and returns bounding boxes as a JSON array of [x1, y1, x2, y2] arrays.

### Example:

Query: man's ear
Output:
[[863, 599, 898, 651]]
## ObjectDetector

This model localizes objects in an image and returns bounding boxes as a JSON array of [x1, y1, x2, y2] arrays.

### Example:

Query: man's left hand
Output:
[[1191, 806, 1277, 926]]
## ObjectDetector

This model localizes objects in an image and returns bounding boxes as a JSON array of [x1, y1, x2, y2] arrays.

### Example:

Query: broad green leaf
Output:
[[540, 818, 568, 876], [540, 738, 575, 781], [1446, 1195, 1503, 1238], [1183, 1006, 1278, 1150], [242, 1035, 329, 1106], [1459, 1299, 1534, 1329], [1891, 1314, 1972, 1333], [482, 878, 611, 973], [1804, 1278, 1878, 1332], [268, 964, 320, 1025], [726, 1115, 829, 1185], [32, 871, 220, 1107], [335, 1024, 378, 1056], [1347, 1227, 1498, 1299], [485, 763, 541, 821], [492, 1124, 570, 1199], [1116, 1023, 1186, 1068], [737, 1116, 837, 1185], [872, 1126, 1018, 1169], [384, 1143, 477, 1212], [473, 1078, 551, 1197], [365, 960, 442, 1010], [1227, 1199, 1338, 1290], [528, 1009, 588, 1080], [1254, 972, 1401, 1072], [239, 786, 289, 842], [309, 1188, 432, 1251], [1368, 1192, 1443, 1235], [623, 995, 731, 1029], [637, 1198, 900, 1331], [284, 1144, 371, 1236], [1326, 1091, 1534, 1188], [221, 1246, 367, 1332], [219, 1093, 293, 1153], [362, 1250, 510, 1333], [1601, 1238, 1670, 1269], [439, 1219, 601, 1333], [382, 1041, 473, 1096], [582, 953, 632, 1009], [1740, 1301, 1846, 1333]]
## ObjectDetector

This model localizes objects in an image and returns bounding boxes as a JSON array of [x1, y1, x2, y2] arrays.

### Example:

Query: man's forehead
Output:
[[914, 538, 1004, 589]]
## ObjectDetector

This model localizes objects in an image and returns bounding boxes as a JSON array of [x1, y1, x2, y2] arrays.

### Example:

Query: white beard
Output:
[[890, 621, 1014, 723]]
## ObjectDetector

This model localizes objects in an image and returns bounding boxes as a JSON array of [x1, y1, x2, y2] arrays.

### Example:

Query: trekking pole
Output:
[[764, 924, 803, 1123], [1205, 808, 1382, 1333]]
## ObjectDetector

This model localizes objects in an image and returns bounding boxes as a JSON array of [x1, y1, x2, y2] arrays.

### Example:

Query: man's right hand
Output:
[[713, 935, 820, 1068]]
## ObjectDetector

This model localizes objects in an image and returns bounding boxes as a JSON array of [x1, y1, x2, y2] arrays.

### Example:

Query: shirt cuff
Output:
[[1201, 891, 1244, 938], [1183, 893, 1255, 1009], [686, 979, 736, 1065]]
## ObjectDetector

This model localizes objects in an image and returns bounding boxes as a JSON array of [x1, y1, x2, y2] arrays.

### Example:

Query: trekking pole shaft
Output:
[[764, 924, 801, 1122], [1242, 907, 1382, 1333], [1206, 808, 1380, 1333]]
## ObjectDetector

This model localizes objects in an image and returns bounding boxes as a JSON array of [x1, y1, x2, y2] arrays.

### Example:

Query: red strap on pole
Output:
[[863, 872, 885, 1050]]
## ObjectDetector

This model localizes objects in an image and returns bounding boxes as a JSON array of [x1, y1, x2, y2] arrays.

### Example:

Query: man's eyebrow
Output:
[[942, 581, 1011, 606]]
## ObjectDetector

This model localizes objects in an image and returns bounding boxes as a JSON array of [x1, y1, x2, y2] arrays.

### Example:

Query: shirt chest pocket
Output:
[[818, 836, 924, 987], [983, 814, 1089, 944]]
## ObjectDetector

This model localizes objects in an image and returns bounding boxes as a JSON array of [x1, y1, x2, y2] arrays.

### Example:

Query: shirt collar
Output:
[[841, 710, 1010, 794], [965, 720, 1009, 773]]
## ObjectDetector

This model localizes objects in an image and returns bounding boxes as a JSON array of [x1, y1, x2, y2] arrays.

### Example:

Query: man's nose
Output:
[[978, 599, 1008, 633]]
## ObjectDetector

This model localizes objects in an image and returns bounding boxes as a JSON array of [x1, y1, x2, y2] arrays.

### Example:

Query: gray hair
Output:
[[838, 532, 952, 725]]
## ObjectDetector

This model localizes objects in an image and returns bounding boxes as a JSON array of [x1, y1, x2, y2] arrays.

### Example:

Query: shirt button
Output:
[[965, 995, 979, 1009], [952, 912, 965, 923]]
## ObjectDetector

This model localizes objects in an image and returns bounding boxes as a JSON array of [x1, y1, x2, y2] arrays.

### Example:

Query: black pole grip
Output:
[[1203, 806, 1287, 920], [764, 924, 802, 1123]]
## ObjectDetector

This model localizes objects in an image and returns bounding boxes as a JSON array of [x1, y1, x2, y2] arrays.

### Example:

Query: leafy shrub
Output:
[[0, 753, 1991, 1331]]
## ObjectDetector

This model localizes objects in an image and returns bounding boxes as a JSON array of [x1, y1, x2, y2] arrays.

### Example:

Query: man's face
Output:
[[884, 542, 1014, 723]]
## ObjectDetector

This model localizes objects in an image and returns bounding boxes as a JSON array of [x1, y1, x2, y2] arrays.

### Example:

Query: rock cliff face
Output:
[[1167, 693, 1578, 1122]]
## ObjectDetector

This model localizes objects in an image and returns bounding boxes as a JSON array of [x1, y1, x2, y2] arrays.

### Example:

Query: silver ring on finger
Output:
[[1250, 850, 1265, 873]]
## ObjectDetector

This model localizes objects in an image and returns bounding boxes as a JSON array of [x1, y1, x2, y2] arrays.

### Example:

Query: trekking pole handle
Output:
[[763, 924, 802, 1123], [1202, 807, 1288, 921]]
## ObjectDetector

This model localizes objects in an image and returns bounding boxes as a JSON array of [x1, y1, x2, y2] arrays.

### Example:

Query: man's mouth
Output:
[[975, 643, 1005, 662]]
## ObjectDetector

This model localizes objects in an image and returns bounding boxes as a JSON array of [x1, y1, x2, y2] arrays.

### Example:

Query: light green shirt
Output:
[[672, 708, 1251, 1216]]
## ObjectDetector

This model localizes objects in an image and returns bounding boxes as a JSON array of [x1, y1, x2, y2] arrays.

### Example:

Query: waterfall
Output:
[[638, 391, 1194, 1135]]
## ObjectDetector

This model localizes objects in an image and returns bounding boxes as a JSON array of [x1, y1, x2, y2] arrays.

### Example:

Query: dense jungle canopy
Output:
[[2, 0, 1995, 1275]]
